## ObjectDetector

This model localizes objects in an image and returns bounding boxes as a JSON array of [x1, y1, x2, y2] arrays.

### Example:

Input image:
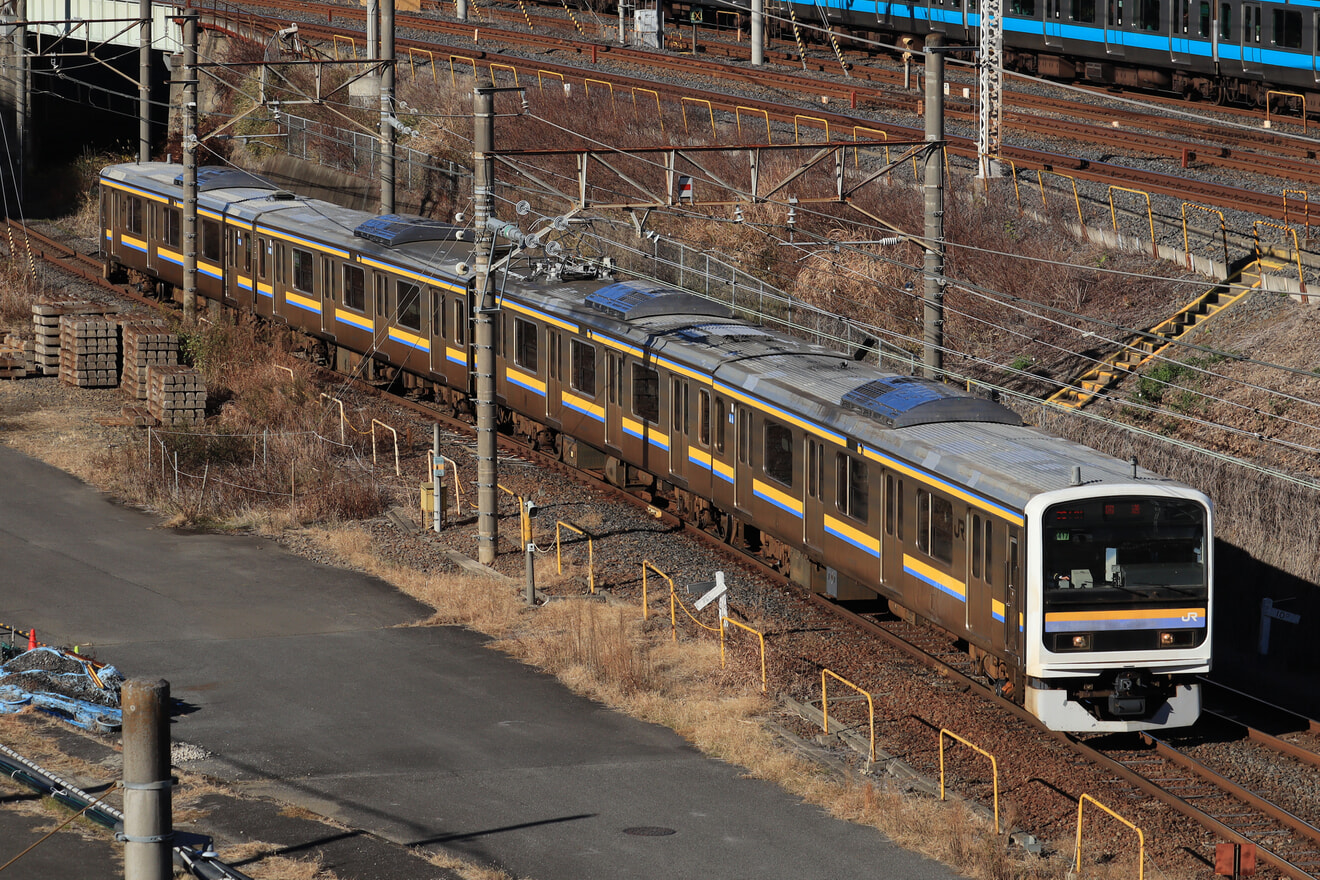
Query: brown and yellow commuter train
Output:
[[100, 161, 1213, 732]]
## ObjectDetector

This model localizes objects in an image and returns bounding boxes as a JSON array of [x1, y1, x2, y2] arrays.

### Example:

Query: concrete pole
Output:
[[432, 423, 442, 532], [379, 0, 394, 214], [138, 0, 151, 162], [367, 0, 378, 67], [182, 14, 197, 322], [122, 679, 172, 880], [474, 80, 498, 565], [457, 0, 468, 23], [921, 36, 945, 381], [618, 0, 625, 45], [751, 0, 763, 66], [14, 0, 27, 197]]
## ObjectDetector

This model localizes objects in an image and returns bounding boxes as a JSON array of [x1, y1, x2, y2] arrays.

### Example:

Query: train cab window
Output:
[[1010, 0, 1034, 14], [162, 207, 180, 247], [452, 299, 466, 345], [292, 247, 314, 293], [343, 264, 365, 311], [1135, 0, 1159, 31], [632, 364, 659, 422], [397, 281, 422, 331], [1070, 0, 1095, 22], [698, 389, 711, 447], [514, 317, 538, 370], [201, 220, 221, 262], [835, 453, 868, 523], [764, 420, 794, 487], [570, 339, 596, 395], [916, 489, 954, 564], [715, 396, 726, 453], [1272, 9, 1301, 47], [1219, 3, 1231, 38], [125, 196, 144, 235]]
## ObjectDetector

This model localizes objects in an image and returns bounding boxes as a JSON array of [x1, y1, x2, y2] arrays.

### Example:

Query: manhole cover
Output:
[[622, 826, 676, 837]]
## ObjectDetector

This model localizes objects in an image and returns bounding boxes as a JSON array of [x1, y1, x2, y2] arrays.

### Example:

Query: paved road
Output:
[[0, 445, 963, 880]]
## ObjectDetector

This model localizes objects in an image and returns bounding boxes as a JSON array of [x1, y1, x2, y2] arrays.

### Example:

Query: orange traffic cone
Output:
[[27, 629, 36, 650]]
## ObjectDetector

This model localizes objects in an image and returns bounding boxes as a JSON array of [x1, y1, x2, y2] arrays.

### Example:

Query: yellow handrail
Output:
[[722, 617, 766, 693], [640, 560, 673, 624], [489, 62, 519, 86], [938, 729, 1000, 833], [371, 419, 400, 476], [1075, 794, 1144, 880], [851, 125, 889, 170], [631, 88, 664, 134], [555, 521, 595, 593], [537, 70, 565, 91], [1253, 220, 1306, 292], [735, 107, 771, 144], [1036, 170, 1086, 232], [585, 78, 616, 109], [1180, 203, 1228, 270], [448, 55, 477, 87], [681, 97, 716, 138], [793, 114, 829, 144], [498, 483, 529, 544], [318, 393, 346, 444], [1107, 185, 1156, 255], [821, 669, 875, 761], [1265, 90, 1308, 134]]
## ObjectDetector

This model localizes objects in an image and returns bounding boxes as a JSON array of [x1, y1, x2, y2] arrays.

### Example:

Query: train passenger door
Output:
[[882, 474, 904, 591], [320, 256, 336, 335], [965, 511, 995, 641], [1105, 0, 1127, 54], [604, 350, 623, 451], [803, 438, 824, 554], [1044, 0, 1065, 47], [1239, 2, 1262, 71], [1170, 0, 1192, 61], [255, 236, 273, 318], [735, 405, 754, 513], [669, 377, 688, 486], [1004, 529, 1022, 676], [926, 0, 947, 31]]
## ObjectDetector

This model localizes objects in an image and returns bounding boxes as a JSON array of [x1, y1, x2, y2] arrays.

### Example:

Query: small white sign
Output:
[[694, 571, 727, 611]]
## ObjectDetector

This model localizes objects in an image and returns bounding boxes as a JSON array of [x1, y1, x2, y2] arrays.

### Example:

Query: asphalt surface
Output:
[[0, 444, 964, 880]]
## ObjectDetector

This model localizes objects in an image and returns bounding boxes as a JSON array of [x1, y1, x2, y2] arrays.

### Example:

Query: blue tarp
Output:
[[0, 647, 123, 733]]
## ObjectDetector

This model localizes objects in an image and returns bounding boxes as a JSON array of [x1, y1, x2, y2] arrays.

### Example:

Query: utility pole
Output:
[[751, 0, 763, 66], [922, 36, 945, 381], [122, 679, 172, 880], [138, 0, 151, 162], [977, 0, 1003, 177], [379, 0, 394, 214], [474, 79, 498, 565], [182, 13, 197, 322], [14, 0, 27, 199]]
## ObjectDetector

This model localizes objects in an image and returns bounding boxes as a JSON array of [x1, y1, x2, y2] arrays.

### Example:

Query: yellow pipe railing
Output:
[[938, 729, 1000, 833], [1075, 794, 1144, 880], [555, 521, 595, 593], [821, 669, 875, 761], [722, 617, 766, 693], [640, 560, 673, 624], [370, 419, 400, 476]]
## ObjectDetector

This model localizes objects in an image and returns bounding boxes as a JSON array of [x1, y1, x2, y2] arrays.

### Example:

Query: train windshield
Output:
[[1042, 497, 1207, 604]]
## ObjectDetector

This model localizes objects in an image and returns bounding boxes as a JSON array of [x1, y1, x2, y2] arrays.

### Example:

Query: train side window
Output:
[[807, 440, 819, 500], [1196, 0, 1208, 36], [916, 489, 954, 564], [985, 521, 994, 586], [322, 257, 334, 300], [374, 274, 386, 318], [201, 220, 221, 262], [275, 242, 285, 282], [1010, 0, 1034, 14], [1135, 0, 1158, 31], [549, 333, 559, 381], [836, 453, 867, 523], [431, 288, 442, 338], [258, 238, 268, 280], [885, 474, 895, 536], [632, 363, 659, 422], [514, 317, 538, 371], [737, 407, 750, 465], [1272, 9, 1301, 46], [698, 389, 710, 447], [292, 247, 314, 293], [896, 478, 904, 541], [1219, 2, 1231, 38], [764, 420, 793, 487], [343, 264, 365, 311], [715, 396, 726, 453], [397, 281, 421, 331], [126, 196, 143, 235], [607, 352, 621, 404], [570, 339, 595, 395], [972, 514, 983, 579], [1070, 0, 1094, 21], [163, 208, 180, 248], [1244, 4, 1260, 42], [452, 299, 465, 346]]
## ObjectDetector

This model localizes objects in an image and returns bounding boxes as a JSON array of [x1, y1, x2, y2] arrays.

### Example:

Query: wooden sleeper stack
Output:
[[58, 315, 120, 388], [32, 301, 105, 375], [0, 332, 35, 379], [120, 322, 178, 401], [146, 365, 205, 426]]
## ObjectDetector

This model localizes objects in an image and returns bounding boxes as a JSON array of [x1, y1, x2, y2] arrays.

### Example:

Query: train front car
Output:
[[1024, 483, 1212, 732]]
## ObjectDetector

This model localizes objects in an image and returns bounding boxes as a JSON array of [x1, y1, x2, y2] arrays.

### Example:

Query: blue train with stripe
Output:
[[100, 161, 1213, 732], [745, 0, 1319, 110]]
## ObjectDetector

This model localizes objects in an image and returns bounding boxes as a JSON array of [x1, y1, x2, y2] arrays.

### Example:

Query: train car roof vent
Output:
[[174, 167, 277, 192], [269, 190, 297, 200], [841, 377, 1023, 429], [585, 280, 734, 321], [354, 214, 468, 247]]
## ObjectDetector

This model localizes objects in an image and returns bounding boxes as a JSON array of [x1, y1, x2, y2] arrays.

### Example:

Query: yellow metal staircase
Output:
[[1045, 260, 1271, 409]]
